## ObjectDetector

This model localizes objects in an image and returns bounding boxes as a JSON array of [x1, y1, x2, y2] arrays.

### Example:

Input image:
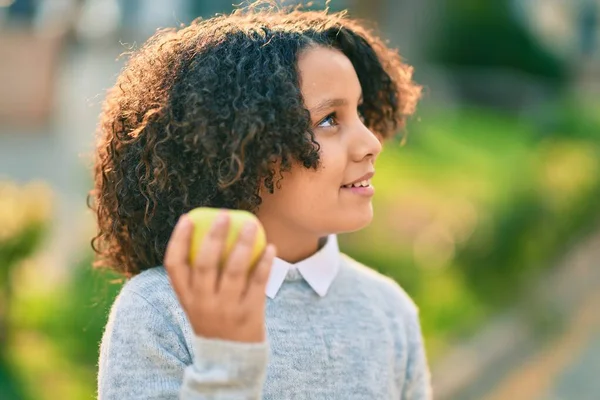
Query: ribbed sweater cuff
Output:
[[191, 335, 269, 387]]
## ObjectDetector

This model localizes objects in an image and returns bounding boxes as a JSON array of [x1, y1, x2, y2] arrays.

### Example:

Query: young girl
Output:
[[91, 4, 430, 399]]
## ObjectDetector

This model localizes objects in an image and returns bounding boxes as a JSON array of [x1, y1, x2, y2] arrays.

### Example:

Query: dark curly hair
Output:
[[88, 4, 422, 277]]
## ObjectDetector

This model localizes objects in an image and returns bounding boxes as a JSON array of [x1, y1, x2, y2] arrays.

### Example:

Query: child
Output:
[[91, 3, 430, 399]]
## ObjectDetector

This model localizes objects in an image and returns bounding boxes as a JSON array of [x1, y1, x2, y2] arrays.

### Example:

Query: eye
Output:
[[317, 112, 338, 128]]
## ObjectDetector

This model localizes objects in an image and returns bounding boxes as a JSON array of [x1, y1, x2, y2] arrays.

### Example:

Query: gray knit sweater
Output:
[[97, 254, 432, 399]]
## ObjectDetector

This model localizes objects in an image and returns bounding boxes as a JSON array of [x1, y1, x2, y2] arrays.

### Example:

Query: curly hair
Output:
[[88, 4, 422, 277]]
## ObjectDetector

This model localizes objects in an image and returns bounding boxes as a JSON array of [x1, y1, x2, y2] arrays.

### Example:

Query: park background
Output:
[[1, 0, 599, 399]]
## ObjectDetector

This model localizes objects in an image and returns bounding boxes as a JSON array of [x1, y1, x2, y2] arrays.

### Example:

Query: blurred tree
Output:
[[0, 181, 53, 399], [578, 0, 599, 57], [349, 0, 383, 22], [426, 0, 568, 109], [0, 182, 51, 358]]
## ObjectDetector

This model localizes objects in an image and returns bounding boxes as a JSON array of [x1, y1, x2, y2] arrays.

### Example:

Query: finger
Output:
[[191, 211, 230, 297], [217, 221, 258, 301], [164, 214, 193, 305], [241, 244, 276, 307]]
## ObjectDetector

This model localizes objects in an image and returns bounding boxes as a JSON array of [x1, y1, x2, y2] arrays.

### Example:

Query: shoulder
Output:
[[338, 253, 426, 356], [98, 267, 193, 395], [117, 266, 178, 313], [109, 266, 191, 340], [121, 266, 175, 304], [339, 253, 419, 317]]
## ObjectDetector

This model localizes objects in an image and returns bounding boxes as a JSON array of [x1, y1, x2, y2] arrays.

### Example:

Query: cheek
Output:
[[272, 170, 340, 217], [260, 168, 319, 210], [314, 143, 346, 187], [260, 145, 346, 211]]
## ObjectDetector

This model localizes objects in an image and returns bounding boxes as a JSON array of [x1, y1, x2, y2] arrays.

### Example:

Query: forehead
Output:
[[297, 46, 361, 107]]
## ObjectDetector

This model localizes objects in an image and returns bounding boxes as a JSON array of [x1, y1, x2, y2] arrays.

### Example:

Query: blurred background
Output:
[[0, 0, 599, 399]]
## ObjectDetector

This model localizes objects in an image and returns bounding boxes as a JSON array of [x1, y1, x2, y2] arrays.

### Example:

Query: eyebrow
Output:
[[309, 93, 364, 116]]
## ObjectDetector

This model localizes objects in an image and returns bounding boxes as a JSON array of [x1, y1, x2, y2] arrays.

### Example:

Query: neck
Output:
[[258, 217, 327, 264]]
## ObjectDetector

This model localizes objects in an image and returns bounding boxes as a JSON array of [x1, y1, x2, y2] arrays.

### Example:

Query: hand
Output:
[[163, 212, 276, 343]]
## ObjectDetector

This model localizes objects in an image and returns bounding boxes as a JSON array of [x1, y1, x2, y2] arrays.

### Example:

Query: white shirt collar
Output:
[[265, 234, 340, 299]]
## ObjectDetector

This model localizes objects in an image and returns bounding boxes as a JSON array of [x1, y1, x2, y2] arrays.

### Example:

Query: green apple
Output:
[[187, 207, 267, 272]]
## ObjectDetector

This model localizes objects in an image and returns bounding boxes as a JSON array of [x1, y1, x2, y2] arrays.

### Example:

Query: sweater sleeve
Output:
[[182, 336, 268, 399], [401, 309, 433, 400], [98, 287, 269, 400]]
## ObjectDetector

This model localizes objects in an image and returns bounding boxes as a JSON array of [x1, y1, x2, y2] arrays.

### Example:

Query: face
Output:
[[256, 45, 382, 239]]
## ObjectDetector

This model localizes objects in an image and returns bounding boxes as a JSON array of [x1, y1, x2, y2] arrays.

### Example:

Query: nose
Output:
[[348, 121, 382, 163]]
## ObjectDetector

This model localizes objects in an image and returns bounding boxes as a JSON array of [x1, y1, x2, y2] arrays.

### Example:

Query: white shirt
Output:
[[265, 234, 340, 299]]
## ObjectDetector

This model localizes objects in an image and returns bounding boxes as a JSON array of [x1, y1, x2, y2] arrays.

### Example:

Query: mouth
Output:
[[340, 183, 375, 197], [341, 178, 372, 189], [341, 171, 375, 188], [340, 172, 375, 197]]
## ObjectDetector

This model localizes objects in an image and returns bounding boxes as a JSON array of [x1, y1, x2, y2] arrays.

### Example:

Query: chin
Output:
[[335, 208, 374, 233]]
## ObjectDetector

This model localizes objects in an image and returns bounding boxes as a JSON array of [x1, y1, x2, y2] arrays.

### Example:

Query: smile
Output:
[[341, 178, 371, 188], [340, 183, 375, 197]]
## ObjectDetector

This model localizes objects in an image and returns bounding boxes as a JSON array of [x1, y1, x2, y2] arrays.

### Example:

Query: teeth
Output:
[[343, 179, 371, 188]]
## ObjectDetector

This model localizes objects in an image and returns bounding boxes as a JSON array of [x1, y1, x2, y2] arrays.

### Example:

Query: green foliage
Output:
[[0, 181, 54, 399], [0, 358, 30, 400], [0, 181, 53, 280], [36, 261, 123, 368], [7, 257, 122, 400], [427, 0, 567, 82], [340, 101, 600, 359]]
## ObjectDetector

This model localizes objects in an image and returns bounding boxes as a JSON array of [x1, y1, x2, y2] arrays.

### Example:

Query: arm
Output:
[[182, 336, 268, 399], [98, 288, 268, 400], [401, 310, 433, 400]]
